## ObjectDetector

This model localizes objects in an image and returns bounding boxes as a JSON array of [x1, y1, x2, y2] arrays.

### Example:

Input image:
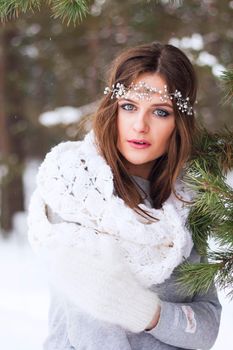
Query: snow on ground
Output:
[[0, 232, 232, 350], [0, 234, 49, 350]]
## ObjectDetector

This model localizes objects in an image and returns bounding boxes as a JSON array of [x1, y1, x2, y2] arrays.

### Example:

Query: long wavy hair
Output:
[[93, 42, 198, 213]]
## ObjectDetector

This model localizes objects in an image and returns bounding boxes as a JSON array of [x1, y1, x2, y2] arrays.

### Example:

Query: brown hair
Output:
[[93, 42, 197, 213]]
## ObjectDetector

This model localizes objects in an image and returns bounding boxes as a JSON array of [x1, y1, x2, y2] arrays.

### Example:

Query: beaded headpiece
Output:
[[104, 81, 194, 115]]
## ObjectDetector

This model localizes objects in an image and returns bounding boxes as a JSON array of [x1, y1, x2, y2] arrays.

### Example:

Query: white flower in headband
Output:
[[104, 81, 194, 116]]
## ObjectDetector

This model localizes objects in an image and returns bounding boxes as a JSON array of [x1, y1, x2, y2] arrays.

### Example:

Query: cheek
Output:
[[117, 113, 127, 140], [166, 123, 175, 141], [156, 121, 175, 148], [116, 114, 124, 149]]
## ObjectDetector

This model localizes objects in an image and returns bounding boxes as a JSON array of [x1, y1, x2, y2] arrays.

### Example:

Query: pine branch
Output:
[[175, 261, 220, 297], [212, 221, 233, 247], [176, 249, 233, 299], [182, 127, 233, 252], [221, 68, 233, 106], [184, 158, 233, 249], [191, 127, 233, 174], [212, 250, 233, 299], [0, 0, 41, 22], [0, 0, 90, 25], [49, 0, 89, 26], [179, 127, 233, 297]]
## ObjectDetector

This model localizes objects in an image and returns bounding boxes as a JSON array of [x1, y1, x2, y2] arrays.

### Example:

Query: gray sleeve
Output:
[[146, 283, 222, 350], [43, 292, 75, 350]]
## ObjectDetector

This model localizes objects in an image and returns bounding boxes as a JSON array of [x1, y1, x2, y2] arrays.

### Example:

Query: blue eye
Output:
[[154, 109, 169, 118], [120, 103, 135, 111]]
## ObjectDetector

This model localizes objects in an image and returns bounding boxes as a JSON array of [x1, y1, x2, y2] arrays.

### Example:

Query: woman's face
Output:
[[117, 72, 175, 179]]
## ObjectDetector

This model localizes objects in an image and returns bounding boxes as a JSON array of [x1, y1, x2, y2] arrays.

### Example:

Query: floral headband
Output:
[[104, 81, 194, 116]]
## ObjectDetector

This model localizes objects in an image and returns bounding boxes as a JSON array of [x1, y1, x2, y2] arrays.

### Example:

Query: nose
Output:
[[132, 111, 149, 133]]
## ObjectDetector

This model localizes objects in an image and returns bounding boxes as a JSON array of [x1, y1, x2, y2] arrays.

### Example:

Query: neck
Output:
[[124, 160, 155, 180]]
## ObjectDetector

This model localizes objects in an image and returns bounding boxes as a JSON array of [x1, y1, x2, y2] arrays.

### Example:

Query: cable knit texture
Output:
[[27, 130, 194, 332]]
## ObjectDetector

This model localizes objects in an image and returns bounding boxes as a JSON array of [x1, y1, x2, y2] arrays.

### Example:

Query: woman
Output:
[[28, 42, 222, 350]]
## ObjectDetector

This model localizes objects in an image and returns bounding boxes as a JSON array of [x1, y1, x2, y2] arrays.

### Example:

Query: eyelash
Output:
[[119, 103, 170, 118]]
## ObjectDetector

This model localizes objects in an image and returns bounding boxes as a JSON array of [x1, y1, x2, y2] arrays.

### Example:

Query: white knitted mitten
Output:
[[49, 237, 160, 333]]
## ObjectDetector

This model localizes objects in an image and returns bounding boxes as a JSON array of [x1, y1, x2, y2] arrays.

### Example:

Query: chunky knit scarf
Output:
[[28, 130, 193, 288]]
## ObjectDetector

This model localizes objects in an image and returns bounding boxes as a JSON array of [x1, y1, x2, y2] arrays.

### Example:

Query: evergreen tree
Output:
[[177, 68, 233, 299]]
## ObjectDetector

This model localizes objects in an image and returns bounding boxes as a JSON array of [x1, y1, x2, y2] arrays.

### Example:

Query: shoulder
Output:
[[35, 134, 87, 216], [36, 139, 82, 200], [37, 139, 83, 178], [36, 131, 96, 191], [34, 131, 114, 218]]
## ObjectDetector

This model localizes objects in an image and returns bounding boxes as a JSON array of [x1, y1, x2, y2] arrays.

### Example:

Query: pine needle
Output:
[[176, 249, 233, 297], [179, 126, 233, 297], [175, 261, 220, 296], [0, 0, 90, 25], [220, 68, 233, 107], [49, 0, 89, 26], [0, 0, 41, 21]]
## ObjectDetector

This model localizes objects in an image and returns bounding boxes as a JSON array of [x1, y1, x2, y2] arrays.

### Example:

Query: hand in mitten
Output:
[[49, 237, 160, 333]]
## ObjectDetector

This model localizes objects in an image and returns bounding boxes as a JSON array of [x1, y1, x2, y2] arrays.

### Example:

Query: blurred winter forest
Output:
[[0, 0, 233, 233]]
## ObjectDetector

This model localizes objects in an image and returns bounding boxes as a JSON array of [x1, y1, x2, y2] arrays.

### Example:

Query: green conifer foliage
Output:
[[177, 69, 233, 298], [0, 0, 89, 25]]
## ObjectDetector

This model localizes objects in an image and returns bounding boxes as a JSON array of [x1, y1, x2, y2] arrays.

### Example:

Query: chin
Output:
[[128, 159, 150, 166], [124, 156, 155, 167]]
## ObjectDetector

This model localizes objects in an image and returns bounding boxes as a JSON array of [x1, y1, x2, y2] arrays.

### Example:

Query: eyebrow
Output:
[[118, 98, 173, 109]]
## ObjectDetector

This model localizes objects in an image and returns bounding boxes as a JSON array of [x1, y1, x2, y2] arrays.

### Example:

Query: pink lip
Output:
[[127, 139, 151, 149]]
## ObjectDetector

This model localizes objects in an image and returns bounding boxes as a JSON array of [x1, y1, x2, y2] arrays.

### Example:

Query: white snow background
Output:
[[0, 160, 232, 350]]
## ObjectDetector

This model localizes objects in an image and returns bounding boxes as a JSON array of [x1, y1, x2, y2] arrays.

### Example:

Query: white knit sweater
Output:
[[27, 130, 194, 332]]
